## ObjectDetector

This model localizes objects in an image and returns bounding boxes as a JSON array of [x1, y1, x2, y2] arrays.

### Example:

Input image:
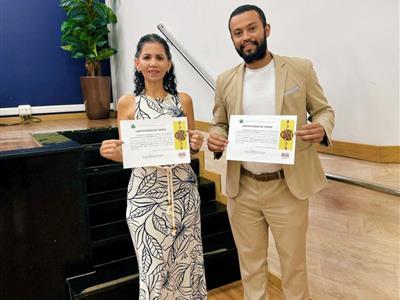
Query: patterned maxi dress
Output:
[[126, 93, 207, 300]]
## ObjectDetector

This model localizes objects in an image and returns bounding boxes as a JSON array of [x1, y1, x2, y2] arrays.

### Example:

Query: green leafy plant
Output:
[[60, 0, 117, 76]]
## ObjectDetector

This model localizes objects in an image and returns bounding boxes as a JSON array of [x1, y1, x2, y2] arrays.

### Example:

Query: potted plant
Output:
[[60, 0, 117, 119]]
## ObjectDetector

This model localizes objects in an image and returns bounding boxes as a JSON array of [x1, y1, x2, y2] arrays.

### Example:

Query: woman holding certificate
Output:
[[100, 34, 206, 299]]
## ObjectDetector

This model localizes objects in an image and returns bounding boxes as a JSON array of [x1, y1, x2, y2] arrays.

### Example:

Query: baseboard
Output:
[[0, 111, 117, 124], [0, 103, 115, 117], [316, 140, 400, 163], [195, 120, 210, 132], [0, 112, 88, 123]]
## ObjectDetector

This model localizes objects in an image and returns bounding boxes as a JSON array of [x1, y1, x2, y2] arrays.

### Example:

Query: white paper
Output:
[[120, 117, 190, 168], [226, 115, 297, 164]]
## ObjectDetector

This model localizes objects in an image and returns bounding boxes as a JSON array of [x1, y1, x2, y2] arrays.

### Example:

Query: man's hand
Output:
[[295, 122, 326, 143], [207, 132, 228, 153]]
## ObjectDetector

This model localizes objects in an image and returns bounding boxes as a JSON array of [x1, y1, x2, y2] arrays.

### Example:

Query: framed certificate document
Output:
[[226, 115, 297, 164], [120, 117, 190, 168]]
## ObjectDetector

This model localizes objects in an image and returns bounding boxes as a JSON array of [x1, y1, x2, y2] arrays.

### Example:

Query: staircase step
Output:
[[92, 236, 133, 265], [204, 248, 241, 290], [67, 272, 140, 300], [67, 237, 240, 300], [91, 228, 236, 266], [203, 230, 236, 253], [200, 201, 231, 236], [89, 199, 126, 226], [85, 159, 202, 195], [87, 188, 127, 205], [190, 157, 199, 176], [92, 229, 236, 283], [90, 201, 232, 265], [198, 177, 216, 203], [88, 177, 216, 226], [94, 231, 235, 282], [90, 201, 229, 244], [91, 221, 128, 244], [83, 144, 118, 168], [93, 256, 138, 282], [86, 166, 131, 194]]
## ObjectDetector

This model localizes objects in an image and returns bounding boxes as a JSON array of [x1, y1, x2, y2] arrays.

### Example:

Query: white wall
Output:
[[107, 0, 399, 146]]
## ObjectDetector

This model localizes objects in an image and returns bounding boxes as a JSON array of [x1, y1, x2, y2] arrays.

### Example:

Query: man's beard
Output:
[[235, 37, 267, 64]]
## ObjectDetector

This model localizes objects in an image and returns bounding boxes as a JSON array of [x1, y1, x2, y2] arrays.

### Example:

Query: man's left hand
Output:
[[295, 122, 325, 143]]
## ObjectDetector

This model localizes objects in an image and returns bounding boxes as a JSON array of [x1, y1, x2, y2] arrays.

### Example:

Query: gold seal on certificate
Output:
[[120, 117, 190, 168], [226, 115, 297, 164], [173, 119, 188, 151], [279, 119, 295, 150]]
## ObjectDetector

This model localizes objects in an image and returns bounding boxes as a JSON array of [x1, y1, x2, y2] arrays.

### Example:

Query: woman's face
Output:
[[135, 42, 171, 83]]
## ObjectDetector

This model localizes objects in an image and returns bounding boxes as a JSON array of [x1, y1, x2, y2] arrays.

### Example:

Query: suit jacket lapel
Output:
[[273, 55, 287, 115], [234, 63, 246, 114]]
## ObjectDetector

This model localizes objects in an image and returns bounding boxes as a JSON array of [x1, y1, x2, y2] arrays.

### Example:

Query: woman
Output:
[[100, 34, 207, 299]]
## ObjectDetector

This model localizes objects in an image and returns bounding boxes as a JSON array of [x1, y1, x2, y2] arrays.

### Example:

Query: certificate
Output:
[[226, 115, 297, 164], [120, 117, 190, 168]]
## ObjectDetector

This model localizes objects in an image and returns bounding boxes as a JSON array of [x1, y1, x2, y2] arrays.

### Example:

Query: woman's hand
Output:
[[100, 139, 123, 162], [188, 130, 204, 153]]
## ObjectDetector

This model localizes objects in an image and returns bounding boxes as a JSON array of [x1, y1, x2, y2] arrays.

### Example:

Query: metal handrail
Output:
[[325, 173, 400, 197], [156, 24, 399, 198], [157, 24, 216, 91]]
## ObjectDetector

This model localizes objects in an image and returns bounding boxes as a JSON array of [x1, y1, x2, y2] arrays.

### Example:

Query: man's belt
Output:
[[240, 167, 284, 182]]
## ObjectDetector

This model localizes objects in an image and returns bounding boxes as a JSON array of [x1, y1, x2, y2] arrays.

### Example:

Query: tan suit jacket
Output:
[[210, 54, 335, 200]]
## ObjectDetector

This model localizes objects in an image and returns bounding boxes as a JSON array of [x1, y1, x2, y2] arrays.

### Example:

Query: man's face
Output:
[[229, 10, 270, 63]]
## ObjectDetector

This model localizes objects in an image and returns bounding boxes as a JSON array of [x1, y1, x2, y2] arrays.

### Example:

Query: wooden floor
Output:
[[208, 280, 282, 300], [1, 116, 399, 300]]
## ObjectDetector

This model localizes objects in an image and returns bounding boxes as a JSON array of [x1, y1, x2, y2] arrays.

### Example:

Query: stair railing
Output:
[[157, 24, 215, 91]]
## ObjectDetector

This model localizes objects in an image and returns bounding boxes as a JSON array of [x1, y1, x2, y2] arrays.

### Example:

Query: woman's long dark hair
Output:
[[133, 33, 178, 96]]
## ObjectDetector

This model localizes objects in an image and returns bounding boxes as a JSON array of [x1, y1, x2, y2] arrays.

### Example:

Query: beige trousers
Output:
[[227, 175, 309, 300]]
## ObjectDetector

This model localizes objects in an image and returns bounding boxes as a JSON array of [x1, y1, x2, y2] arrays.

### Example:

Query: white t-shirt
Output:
[[241, 59, 281, 173]]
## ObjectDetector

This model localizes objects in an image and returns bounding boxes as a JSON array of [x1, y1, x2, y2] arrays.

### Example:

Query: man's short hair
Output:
[[229, 4, 267, 31]]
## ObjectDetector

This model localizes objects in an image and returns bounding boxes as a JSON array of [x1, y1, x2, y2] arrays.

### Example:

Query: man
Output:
[[207, 4, 335, 300]]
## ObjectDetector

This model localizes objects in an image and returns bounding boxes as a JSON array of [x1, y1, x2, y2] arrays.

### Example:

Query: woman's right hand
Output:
[[100, 139, 124, 162]]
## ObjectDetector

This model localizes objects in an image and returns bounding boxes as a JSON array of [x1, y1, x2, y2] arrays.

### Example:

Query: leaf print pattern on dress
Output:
[[152, 213, 169, 235], [144, 97, 164, 114], [133, 169, 158, 198], [145, 233, 164, 260], [146, 187, 168, 199]]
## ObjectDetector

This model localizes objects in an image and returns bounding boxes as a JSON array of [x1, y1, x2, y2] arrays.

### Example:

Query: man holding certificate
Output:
[[208, 5, 335, 300], [100, 34, 207, 299]]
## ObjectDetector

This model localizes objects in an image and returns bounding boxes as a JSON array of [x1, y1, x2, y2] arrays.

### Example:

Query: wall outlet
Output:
[[18, 105, 32, 118]]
